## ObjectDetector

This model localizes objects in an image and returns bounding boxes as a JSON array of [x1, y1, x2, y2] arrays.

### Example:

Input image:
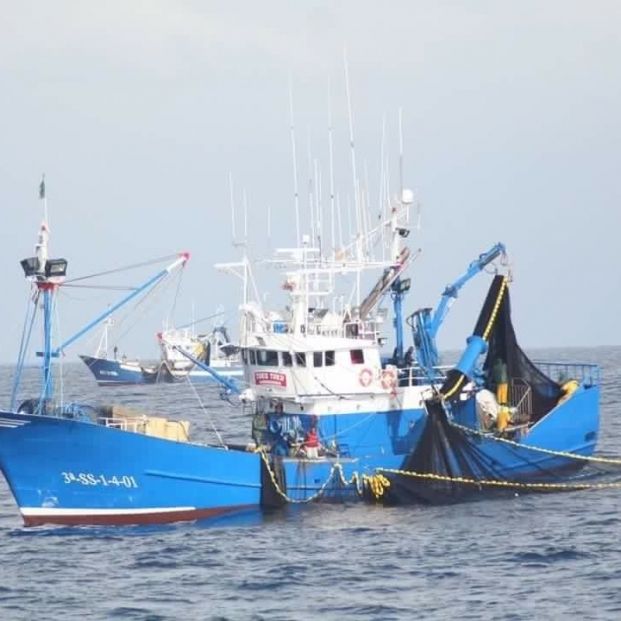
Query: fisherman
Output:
[[113, 345, 118, 360], [392, 346, 400, 366], [252, 409, 269, 446], [493, 357, 509, 406], [269, 402, 303, 455], [302, 416, 321, 458], [404, 346, 415, 368], [475, 388, 499, 430]]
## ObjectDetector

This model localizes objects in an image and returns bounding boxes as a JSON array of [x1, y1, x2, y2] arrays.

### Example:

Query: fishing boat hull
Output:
[[262, 405, 429, 503], [80, 355, 243, 386], [0, 410, 261, 526], [382, 384, 601, 504], [79, 355, 146, 385]]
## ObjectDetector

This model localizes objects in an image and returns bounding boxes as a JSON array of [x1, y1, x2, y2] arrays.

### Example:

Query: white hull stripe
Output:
[[21, 506, 196, 517], [0, 418, 30, 428]]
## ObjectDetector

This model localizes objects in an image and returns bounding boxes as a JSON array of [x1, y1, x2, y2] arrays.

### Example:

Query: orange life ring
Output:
[[359, 368, 373, 387], [381, 368, 397, 390]]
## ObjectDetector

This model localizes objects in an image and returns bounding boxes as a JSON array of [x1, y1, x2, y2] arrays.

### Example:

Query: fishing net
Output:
[[374, 275, 616, 505]]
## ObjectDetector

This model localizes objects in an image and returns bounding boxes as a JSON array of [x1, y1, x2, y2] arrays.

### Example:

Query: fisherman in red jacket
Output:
[[303, 421, 320, 458]]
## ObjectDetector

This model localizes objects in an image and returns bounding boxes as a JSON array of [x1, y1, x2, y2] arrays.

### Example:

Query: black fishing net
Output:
[[378, 398, 617, 505], [481, 276, 562, 421], [377, 275, 592, 505], [379, 400, 518, 504]]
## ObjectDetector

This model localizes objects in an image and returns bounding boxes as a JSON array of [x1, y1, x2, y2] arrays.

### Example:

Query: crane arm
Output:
[[428, 242, 506, 338], [407, 242, 507, 373]]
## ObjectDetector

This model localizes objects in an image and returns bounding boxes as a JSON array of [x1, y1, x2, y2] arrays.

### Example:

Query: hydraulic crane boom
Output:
[[407, 242, 506, 373]]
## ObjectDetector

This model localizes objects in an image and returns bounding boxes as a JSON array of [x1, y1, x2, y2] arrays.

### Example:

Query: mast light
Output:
[[20, 257, 40, 277], [44, 258, 68, 278]]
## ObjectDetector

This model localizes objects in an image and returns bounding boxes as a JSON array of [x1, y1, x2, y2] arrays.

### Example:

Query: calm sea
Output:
[[0, 348, 620, 620]]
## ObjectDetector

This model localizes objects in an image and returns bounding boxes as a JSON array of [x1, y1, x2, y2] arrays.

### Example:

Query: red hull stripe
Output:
[[21, 505, 255, 527]]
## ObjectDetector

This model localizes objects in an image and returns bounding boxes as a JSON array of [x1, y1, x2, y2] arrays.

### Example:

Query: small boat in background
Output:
[[80, 321, 243, 385]]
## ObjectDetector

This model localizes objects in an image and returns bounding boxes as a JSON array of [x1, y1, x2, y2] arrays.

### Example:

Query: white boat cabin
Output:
[[241, 333, 386, 399]]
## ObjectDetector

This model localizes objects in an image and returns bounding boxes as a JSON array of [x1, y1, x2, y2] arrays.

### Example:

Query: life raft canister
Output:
[[359, 368, 373, 387]]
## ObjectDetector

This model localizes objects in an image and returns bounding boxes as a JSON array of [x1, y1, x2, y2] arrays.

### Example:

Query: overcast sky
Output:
[[1, 1, 620, 364]]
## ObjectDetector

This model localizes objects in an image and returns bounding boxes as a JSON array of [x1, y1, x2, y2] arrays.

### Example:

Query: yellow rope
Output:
[[450, 421, 621, 466], [482, 276, 508, 341], [374, 411, 621, 493], [362, 473, 391, 499], [441, 373, 465, 400], [438, 278, 507, 401], [257, 408, 621, 503], [258, 451, 363, 504], [257, 451, 398, 503], [378, 467, 621, 492]]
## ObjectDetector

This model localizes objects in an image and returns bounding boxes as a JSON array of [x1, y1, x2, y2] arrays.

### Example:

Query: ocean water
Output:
[[0, 348, 620, 620]]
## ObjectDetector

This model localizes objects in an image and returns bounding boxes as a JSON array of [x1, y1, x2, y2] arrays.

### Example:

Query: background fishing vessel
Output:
[[80, 320, 242, 386]]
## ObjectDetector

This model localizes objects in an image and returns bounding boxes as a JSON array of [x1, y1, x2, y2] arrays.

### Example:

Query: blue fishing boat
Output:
[[80, 322, 242, 386], [0, 180, 601, 526]]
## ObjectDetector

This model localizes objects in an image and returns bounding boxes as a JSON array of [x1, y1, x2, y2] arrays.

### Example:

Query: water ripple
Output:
[[1, 350, 621, 620]]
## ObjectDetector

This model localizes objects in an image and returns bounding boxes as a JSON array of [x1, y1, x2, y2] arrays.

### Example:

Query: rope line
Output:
[[377, 468, 621, 492], [482, 276, 508, 341], [450, 421, 621, 466], [258, 451, 364, 504]]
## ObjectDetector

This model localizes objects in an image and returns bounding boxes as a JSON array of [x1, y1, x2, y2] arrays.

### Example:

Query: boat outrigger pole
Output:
[[166, 343, 241, 395], [15, 205, 190, 411], [407, 242, 506, 373], [52, 253, 190, 357]]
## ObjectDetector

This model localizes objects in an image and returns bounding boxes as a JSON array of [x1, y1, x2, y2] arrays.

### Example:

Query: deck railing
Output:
[[398, 365, 451, 387], [103, 417, 145, 433], [510, 378, 532, 419], [533, 361, 601, 387], [269, 319, 382, 341]]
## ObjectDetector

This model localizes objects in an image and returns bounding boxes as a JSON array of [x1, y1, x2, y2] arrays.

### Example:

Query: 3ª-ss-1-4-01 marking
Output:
[[61, 472, 139, 488]]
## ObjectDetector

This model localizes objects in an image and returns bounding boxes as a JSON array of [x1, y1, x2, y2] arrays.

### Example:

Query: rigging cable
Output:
[[184, 378, 227, 449], [10, 292, 39, 410], [63, 254, 179, 285]]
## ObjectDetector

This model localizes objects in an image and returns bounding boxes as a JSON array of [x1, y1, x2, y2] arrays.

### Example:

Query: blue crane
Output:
[[406, 242, 506, 374]]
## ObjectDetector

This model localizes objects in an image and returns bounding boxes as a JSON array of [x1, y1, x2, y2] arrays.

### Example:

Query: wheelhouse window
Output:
[[249, 349, 257, 365], [241, 349, 248, 364], [350, 349, 364, 364], [313, 352, 323, 367], [325, 351, 335, 366], [295, 352, 306, 367], [257, 349, 278, 366], [282, 352, 293, 367]]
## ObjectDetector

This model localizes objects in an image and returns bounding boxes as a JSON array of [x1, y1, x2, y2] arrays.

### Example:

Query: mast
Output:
[[15, 176, 67, 407], [344, 50, 359, 235], [307, 128, 315, 245], [36, 177, 56, 402], [14, 178, 191, 411], [288, 80, 301, 246], [398, 107, 404, 200], [328, 85, 336, 256], [344, 52, 364, 305], [229, 172, 236, 241], [379, 115, 386, 262]]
